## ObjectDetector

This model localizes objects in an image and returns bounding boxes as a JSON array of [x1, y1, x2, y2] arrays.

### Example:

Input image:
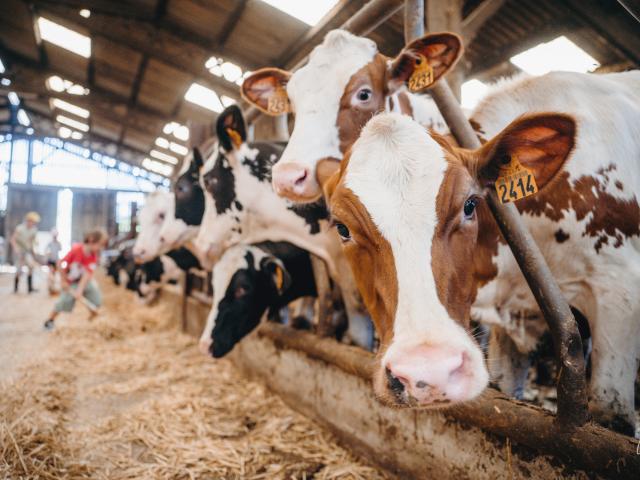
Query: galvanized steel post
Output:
[[406, 0, 588, 427]]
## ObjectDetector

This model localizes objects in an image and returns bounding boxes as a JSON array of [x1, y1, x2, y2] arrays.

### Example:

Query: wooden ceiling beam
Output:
[[461, 0, 506, 44], [216, 0, 248, 48]]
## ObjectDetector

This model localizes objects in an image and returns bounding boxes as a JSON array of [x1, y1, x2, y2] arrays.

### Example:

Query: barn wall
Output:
[[71, 190, 117, 242]]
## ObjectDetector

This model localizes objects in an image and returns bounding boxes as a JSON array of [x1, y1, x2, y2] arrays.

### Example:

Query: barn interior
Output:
[[1, 1, 639, 479]]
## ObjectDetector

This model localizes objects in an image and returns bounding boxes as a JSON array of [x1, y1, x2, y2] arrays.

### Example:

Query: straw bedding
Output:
[[0, 276, 391, 479]]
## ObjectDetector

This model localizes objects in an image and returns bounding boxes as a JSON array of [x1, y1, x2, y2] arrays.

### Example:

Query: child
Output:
[[11, 211, 40, 293], [44, 229, 107, 330], [45, 229, 63, 294]]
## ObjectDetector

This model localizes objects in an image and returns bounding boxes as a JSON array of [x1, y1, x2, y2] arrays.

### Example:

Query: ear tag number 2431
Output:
[[408, 54, 434, 92], [494, 156, 538, 204]]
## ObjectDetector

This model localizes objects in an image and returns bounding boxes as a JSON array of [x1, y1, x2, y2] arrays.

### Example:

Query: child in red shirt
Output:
[[44, 230, 107, 330]]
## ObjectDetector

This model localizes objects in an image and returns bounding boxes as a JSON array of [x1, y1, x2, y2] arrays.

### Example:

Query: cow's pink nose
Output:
[[272, 163, 314, 200], [386, 344, 471, 405], [199, 337, 212, 356]]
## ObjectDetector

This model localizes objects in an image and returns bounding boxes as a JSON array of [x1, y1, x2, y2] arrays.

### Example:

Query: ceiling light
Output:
[[79, 9, 91, 18], [510, 36, 599, 76], [26, 127, 34, 135], [163, 121, 178, 135], [56, 114, 89, 132], [51, 98, 90, 118], [150, 149, 178, 164], [58, 126, 71, 138], [1, 78, 11, 86], [461, 79, 488, 110], [184, 83, 223, 113], [17, 109, 30, 126], [46, 75, 89, 95], [220, 62, 242, 82], [155, 137, 170, 149], [8, 91, 20, 106], [169, 142, 188, 156], [0, 58, 5, 74], [70, 131, 83, 140], [143, 158, 173, 176], [261, 0, 339, 26], [173, 125, 189, 141], [37, 17, 91, 58]]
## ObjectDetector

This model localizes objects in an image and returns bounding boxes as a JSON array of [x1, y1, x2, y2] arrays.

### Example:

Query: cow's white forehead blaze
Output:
[[283, 30, 378, 167], [344, 113, 453, 345]]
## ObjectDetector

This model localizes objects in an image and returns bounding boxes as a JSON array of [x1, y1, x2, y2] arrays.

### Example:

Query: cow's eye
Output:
[[463, 197, 478, 219], [335, 222, 351, 241], [356, 88, 372, 103]]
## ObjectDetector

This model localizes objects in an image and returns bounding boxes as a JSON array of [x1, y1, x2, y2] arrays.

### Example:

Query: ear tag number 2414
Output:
[[494, 156, 538, 204]]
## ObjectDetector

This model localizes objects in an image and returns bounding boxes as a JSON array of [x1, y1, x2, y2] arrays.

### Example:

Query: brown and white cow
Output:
[[323, 93, 640, 434], [242, 30, 459, 202]]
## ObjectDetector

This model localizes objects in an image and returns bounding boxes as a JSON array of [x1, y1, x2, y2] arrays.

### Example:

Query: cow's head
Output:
[[242, 30, 461, 202], [158, 148, 205, 250], [198, 244, 290, 357], [322, 112, 576, 407], [195, 105, 284, 261], [133, 191, 174, 262]]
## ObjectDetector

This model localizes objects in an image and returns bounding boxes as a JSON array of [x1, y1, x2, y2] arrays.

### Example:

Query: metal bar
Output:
[[409, 0, 588, 426], [617, 0, 640, 23], [246, 0, 404, 124]]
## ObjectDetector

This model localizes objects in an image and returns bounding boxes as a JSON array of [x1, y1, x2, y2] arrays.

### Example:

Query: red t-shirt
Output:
[[61, 243, 98, 282]]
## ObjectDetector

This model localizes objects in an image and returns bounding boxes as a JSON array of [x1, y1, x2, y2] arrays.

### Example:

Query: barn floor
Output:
[[0, 271, 391, 479]]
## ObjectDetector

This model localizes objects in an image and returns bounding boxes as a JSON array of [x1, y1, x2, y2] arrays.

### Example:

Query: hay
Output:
[[0, 276, 392, 479]]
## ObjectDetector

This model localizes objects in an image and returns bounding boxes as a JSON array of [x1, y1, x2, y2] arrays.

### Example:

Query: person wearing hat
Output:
[[10, 211, 41, 293]]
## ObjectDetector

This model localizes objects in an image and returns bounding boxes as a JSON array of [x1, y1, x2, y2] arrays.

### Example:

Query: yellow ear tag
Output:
[[274, 265, 284, 292], [494, 155, 538, 204], [408, 54, 434, 92], [225, 128, 243, 148], [267, 86, 290, 115]]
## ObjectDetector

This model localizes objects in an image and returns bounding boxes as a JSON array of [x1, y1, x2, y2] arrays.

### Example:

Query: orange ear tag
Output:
[[267, 86, 290, 115], [408, 54, 434, 92], [494, 155, 538, 204], [225, 128, 243, 148], [274, 265, 284, 292]]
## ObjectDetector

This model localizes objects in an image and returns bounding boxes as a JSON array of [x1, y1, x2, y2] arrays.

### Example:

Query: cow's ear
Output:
[[241, 68, 292, 116], [260, 256, 291, 295], [193, 148, 204, 169], [317, 158, 341, 193], [216, 105, 247, 152], [388, 32, 462, 93], [474, 113, 576, 191]]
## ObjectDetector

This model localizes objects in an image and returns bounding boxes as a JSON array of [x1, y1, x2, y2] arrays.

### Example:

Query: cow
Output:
[[241, 29, 458, 202], [195, 105, 374, 350], [322, 63, 640, 434], [132, 191, 175, 263], [106, 240, 137, 289], [200, 241, 316, 358], [134, 247, 201, 303]]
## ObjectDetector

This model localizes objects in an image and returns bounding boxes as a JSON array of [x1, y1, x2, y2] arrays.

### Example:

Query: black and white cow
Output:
[[134, 247, 201, 303], [200, 241, 316, 358], [195, 105, 374, 350]]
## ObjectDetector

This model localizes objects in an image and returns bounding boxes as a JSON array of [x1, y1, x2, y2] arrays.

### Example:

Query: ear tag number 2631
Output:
[[494, 156, 538, 204], [408, 54, 434, 92]]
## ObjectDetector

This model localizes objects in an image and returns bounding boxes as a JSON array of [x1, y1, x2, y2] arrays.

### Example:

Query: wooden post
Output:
[[412, 0, 588, 427]]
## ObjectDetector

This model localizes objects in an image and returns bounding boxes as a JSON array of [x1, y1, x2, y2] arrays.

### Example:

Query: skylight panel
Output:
[[510, 36, 599, 76], [235, 71, 252, 86], [169, 142, 188, 156], [155, 137, 170, 149], [56, 114, 89, 132], [220, 62, 242, 83], [143, 158, 173, 177], [37, 17, 91, 58], [51, 98, 90, 118], [79, 9, 91, 18], [17, 109, 30, 126], [0, 58, 5, 74], [162, 121, 189, 141], [185, 83, 223, 113], [1, 78, 11, 86], [461, 79, 488, 110], [46, 75, 89, 95], [261, 0, 339, 26], [8, 92, 20, 106], [150, 149, 178, 164]]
